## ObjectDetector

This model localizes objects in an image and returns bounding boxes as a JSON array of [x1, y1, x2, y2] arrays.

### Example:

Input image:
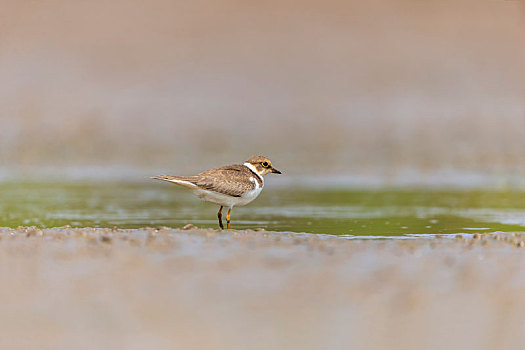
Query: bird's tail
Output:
[[151, 175, 181, 182], [151, 175, 197, 189]]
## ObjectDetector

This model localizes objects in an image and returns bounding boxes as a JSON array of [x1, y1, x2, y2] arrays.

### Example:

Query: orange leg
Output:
[[227, 208, 232, 229], [217, 206, 224, 229]]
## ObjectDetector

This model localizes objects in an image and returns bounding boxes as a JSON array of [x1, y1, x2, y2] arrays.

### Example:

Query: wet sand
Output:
[[0, 227, 524, 350]]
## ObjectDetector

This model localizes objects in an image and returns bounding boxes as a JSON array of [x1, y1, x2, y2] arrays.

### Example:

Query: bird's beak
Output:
[[271, 167, 282, 174]]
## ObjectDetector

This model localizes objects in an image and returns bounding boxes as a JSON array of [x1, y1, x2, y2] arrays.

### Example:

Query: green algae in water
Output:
[[1, 181, 525, 236]]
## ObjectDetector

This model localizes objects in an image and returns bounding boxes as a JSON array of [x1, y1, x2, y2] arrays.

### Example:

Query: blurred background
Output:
[[1, 0, 524, 184]]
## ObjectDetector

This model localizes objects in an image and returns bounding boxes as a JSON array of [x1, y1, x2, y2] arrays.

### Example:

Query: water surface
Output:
[[1, 181, 525, 236]]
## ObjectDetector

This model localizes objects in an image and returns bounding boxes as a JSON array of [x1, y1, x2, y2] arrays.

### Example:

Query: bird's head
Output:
[[244, 156, 282, 177]]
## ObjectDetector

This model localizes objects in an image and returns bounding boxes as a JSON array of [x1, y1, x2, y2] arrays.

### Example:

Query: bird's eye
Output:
[[262, 162, 269, 168]]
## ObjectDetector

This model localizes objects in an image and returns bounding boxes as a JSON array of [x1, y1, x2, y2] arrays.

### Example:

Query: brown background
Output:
[[1, 0, 524, 177]]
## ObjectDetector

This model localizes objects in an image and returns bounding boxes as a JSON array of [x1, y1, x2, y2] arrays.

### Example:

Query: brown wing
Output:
[[192, 164, 255, 197]]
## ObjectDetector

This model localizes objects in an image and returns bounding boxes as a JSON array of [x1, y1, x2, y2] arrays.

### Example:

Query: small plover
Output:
[[151, 156, 281, 229]]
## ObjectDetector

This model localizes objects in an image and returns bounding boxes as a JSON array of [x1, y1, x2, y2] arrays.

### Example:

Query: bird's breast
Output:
[[239, 177, 263, 204]]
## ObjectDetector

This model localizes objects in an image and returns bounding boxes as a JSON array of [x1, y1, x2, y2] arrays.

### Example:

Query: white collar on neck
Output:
[[243, 162, 264, 183]]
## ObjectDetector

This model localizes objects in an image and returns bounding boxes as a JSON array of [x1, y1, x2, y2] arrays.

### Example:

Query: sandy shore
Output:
[[0, 227, 524, 350]]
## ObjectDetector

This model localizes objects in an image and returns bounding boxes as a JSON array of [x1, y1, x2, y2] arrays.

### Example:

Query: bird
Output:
[[151, 156, 281, 229]]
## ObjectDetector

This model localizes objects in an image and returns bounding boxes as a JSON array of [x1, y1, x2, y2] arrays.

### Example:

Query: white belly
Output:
[[190, 185, 263, 208], [238, 186, 263, 206]]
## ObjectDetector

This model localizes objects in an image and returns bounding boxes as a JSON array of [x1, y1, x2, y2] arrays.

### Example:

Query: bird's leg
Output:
[[217, 206, 224, 230], [226, 208, 232, 229]]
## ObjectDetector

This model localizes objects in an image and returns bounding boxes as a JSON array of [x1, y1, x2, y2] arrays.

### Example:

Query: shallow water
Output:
[[1, 181, 525, 236]]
